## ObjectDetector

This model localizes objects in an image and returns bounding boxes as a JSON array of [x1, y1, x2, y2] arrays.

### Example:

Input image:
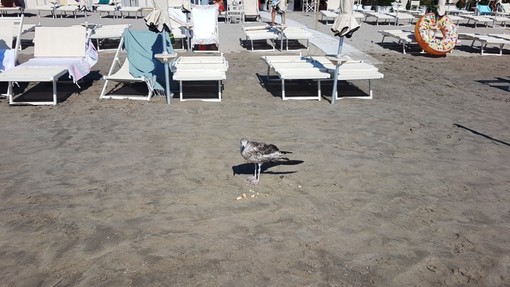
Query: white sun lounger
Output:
[[171, 54, 229, 102], [378, 29, 417, 54], [243, 0, 260, 22], [319, 0, 339, 25], [459, 33, 510, 55], [280, 26, 313, 51], [363, 11, 395, 25], [312, 56, 384, 99], [90, 24, 131, 51], [0, 26, 96, 105], [0, 6, 23, 16], [262, 55, 331, 101], [385, 12, 414, 25], [243, 25, 279, 51], [460, 15, 494, 27]]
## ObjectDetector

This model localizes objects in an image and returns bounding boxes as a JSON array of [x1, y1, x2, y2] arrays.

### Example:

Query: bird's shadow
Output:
[[232, 160, 305, 176]]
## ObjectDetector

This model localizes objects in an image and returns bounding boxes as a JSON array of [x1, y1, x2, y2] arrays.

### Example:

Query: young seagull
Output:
[[239, 138, 290, 185]]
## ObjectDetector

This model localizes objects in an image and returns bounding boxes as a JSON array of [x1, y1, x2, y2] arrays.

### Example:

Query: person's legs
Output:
[[271, 7, 276, 25]]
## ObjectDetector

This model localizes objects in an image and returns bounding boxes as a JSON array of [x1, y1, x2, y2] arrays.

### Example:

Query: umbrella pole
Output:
[[162, 31, 172, 105], [331, 36, 344, 105]]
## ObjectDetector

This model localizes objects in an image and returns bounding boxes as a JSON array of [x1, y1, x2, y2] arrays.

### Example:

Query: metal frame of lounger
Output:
[[171, 54, 229, 102], [262, 55, 331, 101]]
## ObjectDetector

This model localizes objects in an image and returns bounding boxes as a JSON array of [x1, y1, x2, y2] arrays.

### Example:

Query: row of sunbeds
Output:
[[0, 17, 384, 106], [377, 29, 510, 56]]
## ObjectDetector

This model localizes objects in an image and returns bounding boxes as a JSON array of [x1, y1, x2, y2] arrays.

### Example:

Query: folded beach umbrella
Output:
[[331, 0, 360, 38], [145, 0, 172, 32], [145, 0, 174, 104], [330, 0, 359, 104]]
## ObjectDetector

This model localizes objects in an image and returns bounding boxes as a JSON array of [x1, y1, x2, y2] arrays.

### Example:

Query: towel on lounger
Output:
[[123, 29, 173, 91]]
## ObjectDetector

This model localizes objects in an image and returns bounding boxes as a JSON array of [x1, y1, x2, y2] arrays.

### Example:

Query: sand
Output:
[[0, 10, 510, 286]]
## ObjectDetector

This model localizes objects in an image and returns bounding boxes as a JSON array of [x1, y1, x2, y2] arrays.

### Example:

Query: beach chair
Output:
[[56, 0, 82, 18], [119, 0, 143, 18], [100, 29, 172, 101], [311, 56, 384, 100], [171, 54, 229, 102], [319, 0, 340, 25], [458, 32, 510, 55], [385, 11, 415, 25], [169, 7, 191, 50], [32, 0, 60, 18], [280, 26, 313, 51], [190, 5, 220, 52], [0, 16, 23, 73], [0, 1, 23, 16], [243, 0, 260, 22], [262, 55, 331, 100], [90, 24, 131, 51], [94, 0, 121, 17], [242, 25, 279, 51], [460, 14, 495, 27], [226, 0, 244, 23], [378, 29, 417, 54], [362, 11, 396, 25], [0, 26, 97, 105]]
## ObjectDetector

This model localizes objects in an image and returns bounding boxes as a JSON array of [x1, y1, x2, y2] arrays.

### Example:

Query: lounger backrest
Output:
[[0, 19, 15, 49], [34, 26, 86, 58], [243, 0, 258, 16], [501, 3, 510, 12], [326, 0, 340, 11], [191, 5, 218, 44]]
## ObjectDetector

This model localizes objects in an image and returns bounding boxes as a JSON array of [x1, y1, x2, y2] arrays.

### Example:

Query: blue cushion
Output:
[[98, 0, 110, 4]]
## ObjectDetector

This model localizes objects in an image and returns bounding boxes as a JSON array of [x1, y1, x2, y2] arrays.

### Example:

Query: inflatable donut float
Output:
[[415, 13, 458, 56]]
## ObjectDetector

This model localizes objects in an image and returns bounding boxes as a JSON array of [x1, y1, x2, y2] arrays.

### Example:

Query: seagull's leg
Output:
[[249, 163, 261, 185], [247, 163, 258, 182]]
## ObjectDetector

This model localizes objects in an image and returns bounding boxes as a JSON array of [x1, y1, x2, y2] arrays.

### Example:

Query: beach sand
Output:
[[0, 11, 509, 286]]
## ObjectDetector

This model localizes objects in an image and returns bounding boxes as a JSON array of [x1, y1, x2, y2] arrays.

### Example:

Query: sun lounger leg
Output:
[[218, 80, 222, 101], [281, 78, 285, 100], [99, 79, 109, 99], [317, 79, 321, 101], [7, 82, 14, 105], [179, 81, 183, 101], [52, 79, 58, 105], [368, 79, 373, 99]]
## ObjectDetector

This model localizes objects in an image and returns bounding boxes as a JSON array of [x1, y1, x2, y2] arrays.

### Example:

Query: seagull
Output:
[[239, 138, 291, 185]]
